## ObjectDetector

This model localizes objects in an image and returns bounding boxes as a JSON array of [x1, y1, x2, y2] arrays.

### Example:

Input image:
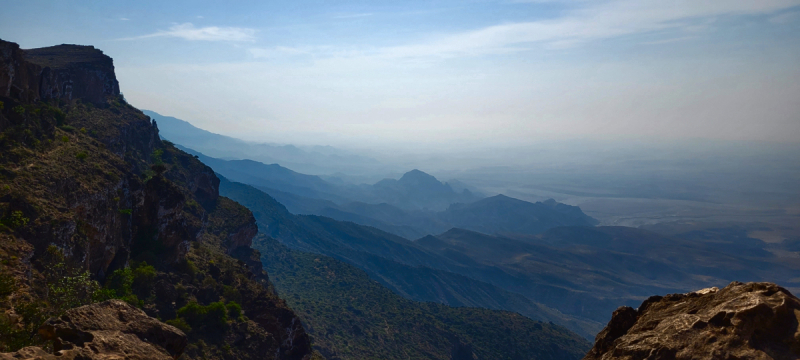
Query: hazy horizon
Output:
[[3, 0, 799, 149]]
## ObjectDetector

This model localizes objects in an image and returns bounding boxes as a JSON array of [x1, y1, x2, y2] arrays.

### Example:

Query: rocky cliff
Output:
[[0, 40, 119, 104], [584, 282, 800, 360], [0, 39, 319, 359]]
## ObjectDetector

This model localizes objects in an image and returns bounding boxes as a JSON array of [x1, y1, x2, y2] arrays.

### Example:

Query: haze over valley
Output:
[[2, 1, 800, 359]]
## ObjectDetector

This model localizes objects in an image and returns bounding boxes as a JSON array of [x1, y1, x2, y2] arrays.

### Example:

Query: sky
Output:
[[2, 0, 800, 150]]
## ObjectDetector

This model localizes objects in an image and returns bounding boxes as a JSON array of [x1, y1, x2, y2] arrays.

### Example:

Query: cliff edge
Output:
[[0, 39, 318, 359], [1, 40, 119, 104]]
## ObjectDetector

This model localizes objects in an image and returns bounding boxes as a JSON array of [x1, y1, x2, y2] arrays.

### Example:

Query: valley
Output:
[[2, 1, 800, 355]]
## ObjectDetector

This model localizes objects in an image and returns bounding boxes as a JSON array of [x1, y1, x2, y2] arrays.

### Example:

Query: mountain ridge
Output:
[[0, 39, 318, 359]]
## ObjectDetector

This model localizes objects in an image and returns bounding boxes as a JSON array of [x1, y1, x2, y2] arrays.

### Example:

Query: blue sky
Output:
[[2, 0, 799, 149]]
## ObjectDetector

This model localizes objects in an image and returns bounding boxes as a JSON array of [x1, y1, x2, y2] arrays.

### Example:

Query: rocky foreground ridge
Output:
[[1, 300, 186, 360], [584, 282, 800, 360], [0, 39, 317, 359]]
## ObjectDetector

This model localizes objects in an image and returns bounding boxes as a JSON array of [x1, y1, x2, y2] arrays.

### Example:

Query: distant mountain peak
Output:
[[399, 169, 440, 183]]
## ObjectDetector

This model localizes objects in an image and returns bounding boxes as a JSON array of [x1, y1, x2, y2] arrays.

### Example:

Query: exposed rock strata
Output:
[[0, 39, 119, 104], [584, 282, 800, 360]]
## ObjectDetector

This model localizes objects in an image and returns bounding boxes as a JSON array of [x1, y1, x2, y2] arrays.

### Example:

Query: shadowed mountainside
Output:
[[190, 148, 596, 239], [219, 177, 604, 339], [257, 235, 592, 360], [0, 39, 318, 360]]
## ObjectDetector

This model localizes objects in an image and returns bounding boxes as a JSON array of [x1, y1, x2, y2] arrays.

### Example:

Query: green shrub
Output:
[[222, 285, 241, 303], [75, 151, 88, 161], [61, 136, 69, 143], [101, 263, 159, 307], [118, 209, 132, 215], [166, 317, 192, 333], [204, 302, 228, 327], [12, 106, 24, 116], [151, 149, 164, 165], [105, 267, 134, 297], [226, 301, 243, 320], [0, 100, 4, 110], [0, 273, 15, 298], [176, 301, 229, 330], [132, 262, 156, 293], [0, 211, 29, 230], [60, 125, 76, 132], [41, 246, 101, 315], [178, 259, 198, 277], [52, 108, 66, 126]]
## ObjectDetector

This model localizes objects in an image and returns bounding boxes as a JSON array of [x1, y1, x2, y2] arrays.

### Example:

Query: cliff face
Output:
[[584, 282, 800, 360], [0, 40, 119, 104], [0, 39, 317, 360]]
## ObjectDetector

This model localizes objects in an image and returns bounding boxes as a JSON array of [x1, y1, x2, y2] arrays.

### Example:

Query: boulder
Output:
[[1, 300, 187, 360], [584, 282, 800, 360]]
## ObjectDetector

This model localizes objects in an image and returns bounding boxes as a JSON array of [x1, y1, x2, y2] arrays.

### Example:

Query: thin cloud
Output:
[[333, 13, 374, 19], [120, 17, 130, 21], [120, 23, 256, 42], [375, 0, 800, 58], [641, 36, 698, 45], [259, 0, 800, 61], [769, 10, 800, 23]]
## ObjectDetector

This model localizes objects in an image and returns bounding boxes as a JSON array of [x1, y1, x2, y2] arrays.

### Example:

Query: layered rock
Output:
[[0, 39, 119, 104], [584, 282, 800, 360], [1, 300, 186, 360]]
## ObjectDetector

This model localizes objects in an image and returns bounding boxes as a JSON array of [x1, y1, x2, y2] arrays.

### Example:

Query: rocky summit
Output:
[[584, 282, 800, 360]]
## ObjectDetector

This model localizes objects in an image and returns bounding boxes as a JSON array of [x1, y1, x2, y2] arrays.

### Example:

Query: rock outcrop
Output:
[[0, 38, 316, 359], [1, 300, 186, 360], [0, 39, 119, 104], [584, 282, 800, 360]]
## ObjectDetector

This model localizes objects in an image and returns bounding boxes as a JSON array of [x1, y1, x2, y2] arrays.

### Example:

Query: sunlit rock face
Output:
[[584, 282, 800, 360]]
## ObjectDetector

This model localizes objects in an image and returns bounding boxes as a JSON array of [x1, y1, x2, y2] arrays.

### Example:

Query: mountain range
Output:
[[181, 146, 595, 239], [0, 39, 591, 359], [146, 110, 387, 177], [4, 38, 798, 360]]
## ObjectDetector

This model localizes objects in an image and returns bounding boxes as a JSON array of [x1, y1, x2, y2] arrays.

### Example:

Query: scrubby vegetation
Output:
[[0, 245, 99, 351], [0, 92, 318, 359], [256, 235, 591, 360]]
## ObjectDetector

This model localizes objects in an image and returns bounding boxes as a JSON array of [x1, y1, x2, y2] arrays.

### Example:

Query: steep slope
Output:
[[0, 39, 317, 360], [584, 282, 800, 360], [218, 178, 602, 339], [257, 235, 592, 360]]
